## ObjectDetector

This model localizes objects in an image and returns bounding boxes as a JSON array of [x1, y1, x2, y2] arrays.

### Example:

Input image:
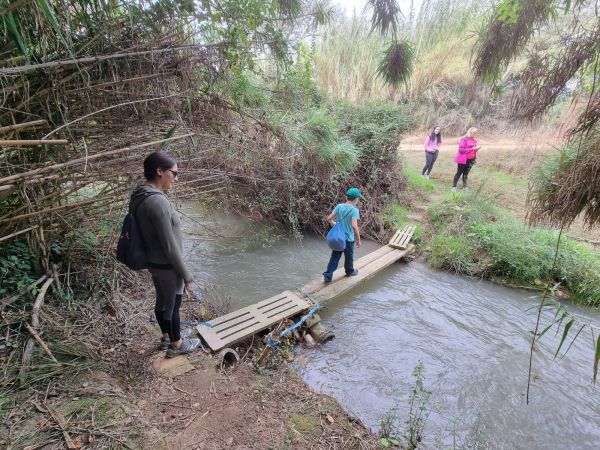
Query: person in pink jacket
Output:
[[422, 126, 442, 179], [452, 127, 481, 192]]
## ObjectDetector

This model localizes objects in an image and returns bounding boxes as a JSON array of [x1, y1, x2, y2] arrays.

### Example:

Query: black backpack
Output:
[[116, 193, 158, 270]]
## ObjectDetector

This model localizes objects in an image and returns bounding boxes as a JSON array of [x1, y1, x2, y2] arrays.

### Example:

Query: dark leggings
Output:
[[422, 150, 439, 175], [453, 159, 475, 187], [155, 294, 182, 342]]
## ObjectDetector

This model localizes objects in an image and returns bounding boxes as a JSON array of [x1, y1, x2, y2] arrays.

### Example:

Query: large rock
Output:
[[151, 355, 195, 378]]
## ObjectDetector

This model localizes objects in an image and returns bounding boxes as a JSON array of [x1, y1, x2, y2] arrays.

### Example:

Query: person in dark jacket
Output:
[[129, 152, 200, 358]]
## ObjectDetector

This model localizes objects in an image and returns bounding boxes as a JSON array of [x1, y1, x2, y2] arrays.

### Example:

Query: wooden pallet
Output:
[[197, 290, 311, 351], [388, 225, 416, 250]]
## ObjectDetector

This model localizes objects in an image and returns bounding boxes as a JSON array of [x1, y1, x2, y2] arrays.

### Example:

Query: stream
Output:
[[182, 208, 600, 449]]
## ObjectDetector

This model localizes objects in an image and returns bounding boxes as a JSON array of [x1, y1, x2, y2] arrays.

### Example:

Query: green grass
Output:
[[426, 191, 600, 306], [404, 166, 435, 193]]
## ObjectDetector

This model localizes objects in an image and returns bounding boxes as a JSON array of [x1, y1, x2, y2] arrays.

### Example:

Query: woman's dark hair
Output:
[[429, 126, 442, 144], [143, 151, 177, 180]]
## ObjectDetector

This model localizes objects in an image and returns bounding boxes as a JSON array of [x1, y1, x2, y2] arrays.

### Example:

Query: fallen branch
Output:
[[44, 403, 81, 450], [43, 91, 192, 139], [24, 322, 59, 363], [20, 276, 55, 380]]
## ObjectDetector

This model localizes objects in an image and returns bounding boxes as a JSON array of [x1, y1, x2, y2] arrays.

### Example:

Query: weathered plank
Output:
[[301, 244, 397, 295], [308, 245, 414, 303], [197, 290, 311, 351]]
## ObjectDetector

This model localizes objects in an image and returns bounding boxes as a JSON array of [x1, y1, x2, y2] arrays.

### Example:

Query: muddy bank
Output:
[[1, 270, 378, 449]]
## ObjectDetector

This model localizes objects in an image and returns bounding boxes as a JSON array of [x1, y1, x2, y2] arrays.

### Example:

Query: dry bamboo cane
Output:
[[0, 196, 112, 223], [0, 133, 194, 184], [0, 120, 47, 134], [0, 139, 68, 146], [0, 225, 39, 243], [0, 44, 215, 75]]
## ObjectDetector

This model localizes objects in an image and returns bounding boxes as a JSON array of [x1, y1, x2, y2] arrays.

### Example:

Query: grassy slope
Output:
[[397, 135, 600, 306]]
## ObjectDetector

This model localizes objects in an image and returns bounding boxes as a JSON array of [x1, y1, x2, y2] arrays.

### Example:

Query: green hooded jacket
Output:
[[129, 184, 193, 283]]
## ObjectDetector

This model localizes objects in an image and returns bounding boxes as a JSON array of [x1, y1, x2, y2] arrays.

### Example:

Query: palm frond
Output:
[[376, 40, 415, 88], [367, 0, 402, 38]]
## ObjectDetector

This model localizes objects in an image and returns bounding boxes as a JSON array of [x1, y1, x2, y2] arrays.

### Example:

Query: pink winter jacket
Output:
[[454, 136, 478, 164], [424, 135, 442, 152]]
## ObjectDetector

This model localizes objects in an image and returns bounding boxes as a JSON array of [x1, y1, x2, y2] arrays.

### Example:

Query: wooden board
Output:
[[301, 244, 397, 295], [388, 225, 416, 250], [197, 290, 311, 351], [308, 245, 414, 303]]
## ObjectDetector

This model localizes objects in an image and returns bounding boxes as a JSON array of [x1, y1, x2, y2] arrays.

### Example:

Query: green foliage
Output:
[[228, 73, 269, 108], [384, 204, 408, 228], [429, 233, 474, 273], [426, 191, 600, 306], [331, 101, 414, 155], [0, 241, 37, 296], [404, 166, 434, 192]]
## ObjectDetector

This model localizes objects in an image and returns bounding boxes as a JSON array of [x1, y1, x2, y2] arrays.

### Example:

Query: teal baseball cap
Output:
[[346, 187, 363, 199]]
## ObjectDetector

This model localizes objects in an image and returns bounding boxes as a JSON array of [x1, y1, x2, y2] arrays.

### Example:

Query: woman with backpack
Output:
[[452, 127, 481, 192], [129, 152, 200, 358], [422, 126, 442, 179]]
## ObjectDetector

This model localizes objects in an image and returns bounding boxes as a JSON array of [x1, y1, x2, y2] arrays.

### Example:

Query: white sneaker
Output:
[[451, 187, 457, 192], [425, 174, 430, 180]]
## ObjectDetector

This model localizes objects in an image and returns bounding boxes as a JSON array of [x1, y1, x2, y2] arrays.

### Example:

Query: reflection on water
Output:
[[180, 206, 600, 449]]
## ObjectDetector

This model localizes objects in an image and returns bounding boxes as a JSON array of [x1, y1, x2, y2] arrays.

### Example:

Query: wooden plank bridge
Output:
[[198, 225, 416, 351]]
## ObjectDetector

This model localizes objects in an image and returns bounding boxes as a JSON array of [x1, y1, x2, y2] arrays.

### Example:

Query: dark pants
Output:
[[155, 294, 182, 342], [453, 159, 476, 187], [422, 150, 439, 175], [323, 241, 355, 280]]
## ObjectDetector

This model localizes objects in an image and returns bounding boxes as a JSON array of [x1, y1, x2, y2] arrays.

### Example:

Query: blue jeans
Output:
[[323, 241, 355, 280]]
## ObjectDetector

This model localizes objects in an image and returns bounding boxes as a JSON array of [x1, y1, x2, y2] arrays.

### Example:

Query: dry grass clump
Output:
[[528, 128, 600, 229], [474, 0, 555, 82], [567, 91, 600, 139], [512, 25, 600, 119]]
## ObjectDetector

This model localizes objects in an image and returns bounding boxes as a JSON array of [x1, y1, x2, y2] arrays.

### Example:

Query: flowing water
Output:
[[182, 208, 600, 449]]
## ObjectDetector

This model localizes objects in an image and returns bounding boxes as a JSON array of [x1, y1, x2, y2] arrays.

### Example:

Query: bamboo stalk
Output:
[[63, 73, 171, 94], [0, 44, 213, 75], [0, 139, 68, 146], [0, 225, 39, 243], [0, 196, 112, 223], [0, 120, 47, 134], [0, 133, 194, 184], [43, 91, 192, 138]]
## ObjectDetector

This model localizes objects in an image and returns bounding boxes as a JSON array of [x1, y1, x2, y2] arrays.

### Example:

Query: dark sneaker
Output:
[[323, 276, 332, 283], [346, 269, 359, 277], [159, 328, 193, 350], [166, 337, 200, 358]]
